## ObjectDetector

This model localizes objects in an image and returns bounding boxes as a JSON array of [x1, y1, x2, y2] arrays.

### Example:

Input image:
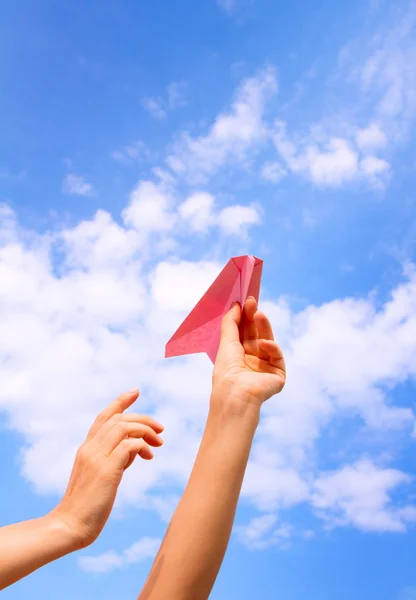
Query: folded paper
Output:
[[165, 255, 263, 363]]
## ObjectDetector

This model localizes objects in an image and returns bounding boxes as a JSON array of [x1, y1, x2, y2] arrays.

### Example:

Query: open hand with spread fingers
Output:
[[52, 389, 164, 549]]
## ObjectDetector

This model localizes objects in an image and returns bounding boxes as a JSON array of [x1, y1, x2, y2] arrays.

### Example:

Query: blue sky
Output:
[[0, 0, 416, 598]]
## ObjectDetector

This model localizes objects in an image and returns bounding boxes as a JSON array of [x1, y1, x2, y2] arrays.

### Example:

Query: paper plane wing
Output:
[[165, 255, 263, 363]]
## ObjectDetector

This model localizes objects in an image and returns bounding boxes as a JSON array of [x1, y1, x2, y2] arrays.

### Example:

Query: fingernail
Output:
[[230, 301, 240, 308], [128, 388, 139, 395]]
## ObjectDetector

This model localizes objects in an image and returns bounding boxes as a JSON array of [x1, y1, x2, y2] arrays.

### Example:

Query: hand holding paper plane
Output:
[[165, 255, 263, 363]]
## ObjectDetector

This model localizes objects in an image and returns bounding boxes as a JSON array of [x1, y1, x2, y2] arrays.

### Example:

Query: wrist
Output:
[[45, 509, 86, 553], [208, 384, 261, 433]]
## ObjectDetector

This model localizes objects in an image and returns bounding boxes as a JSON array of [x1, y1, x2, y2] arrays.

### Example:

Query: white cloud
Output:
[[178, 192, 261, 235], [178, 192, 215, 232], [121, 179, 260, 238], [142, 97, 167, 120], [242, 463, 309, 511], [122, 180, 176, 232], [150, 259, 222, 312], [235, 514, 292, 549], [360, 155, 391, 189], [312, 460, 416, 532], [167, 67, 278, 183], [360, 155, 390, 175], [260, 2, 416, 192], [355, 122, 388, 150], [78, 551, 123, 574], [62, 174, 95, 197], [338, 0, 416, 145], [62, 210, 144, 271], [0, 202, 415, 541], [261, 161, 287, 183], [304, 139, 359, 187], [217, 204, 261, 235], [358, 2, 416, 133], [272, 122, 391, 190], [236, 513, 278, 547], [272, 124, 359, 188], [78, 536, 161, 574]]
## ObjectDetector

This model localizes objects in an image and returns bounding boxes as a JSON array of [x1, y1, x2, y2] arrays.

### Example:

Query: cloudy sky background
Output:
[[1, 0, 416, 598]]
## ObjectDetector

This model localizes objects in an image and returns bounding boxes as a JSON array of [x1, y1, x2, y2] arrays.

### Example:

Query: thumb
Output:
[[219, 302, 242, 346]]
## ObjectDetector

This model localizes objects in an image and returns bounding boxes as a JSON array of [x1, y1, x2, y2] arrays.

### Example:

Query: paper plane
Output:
[[165, 255, 263, 363]]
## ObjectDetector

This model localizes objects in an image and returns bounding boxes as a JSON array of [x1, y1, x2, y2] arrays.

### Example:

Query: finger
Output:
[[262, 372, 286, 397], [86, 388, 140, 441], [254, 311, 275, 341], [92, 413, 164, 446], [101, 421, 164, 456], [124, 440, 154, 469], [96, 413, 164, 441], [258, 339, 286, 372], [121, 413, 164, 433], [241, 297, 258, 343], [111, 438, 154, 471], [219, 302, 242, 346]]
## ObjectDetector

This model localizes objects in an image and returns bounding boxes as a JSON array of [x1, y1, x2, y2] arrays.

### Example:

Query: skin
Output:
[[0, 297, 286, 598], [137, 297, 286, 600], [0, 390, 165, 591]]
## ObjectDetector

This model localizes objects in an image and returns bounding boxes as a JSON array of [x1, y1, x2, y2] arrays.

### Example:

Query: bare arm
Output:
[[138, 298, 286, 600], [0, 514, 82, 591], [0, 389, 164, 590]]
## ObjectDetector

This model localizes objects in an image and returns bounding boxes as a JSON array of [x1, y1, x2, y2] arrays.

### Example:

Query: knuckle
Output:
[[120, 437, 132, 449], [94, 412, 107, 427], [115, 422, 128, 436], [109, 413, 122, 425], [76, 444, 100, 469], [76, 444, 88, 462], [75, 450, 84, 466]]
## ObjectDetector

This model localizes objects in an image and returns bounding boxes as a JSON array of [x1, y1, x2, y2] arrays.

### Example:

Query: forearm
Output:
[[139, 392, 260, 600], [0, 513, 79, 590]]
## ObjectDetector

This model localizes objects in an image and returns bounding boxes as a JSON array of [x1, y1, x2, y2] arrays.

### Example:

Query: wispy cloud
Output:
[[312, 460, 416, 532], [399, 586, 416, 600], [259, 1, 416, 192], [141, 97, 167, 120], [111, 140, 151, 164], [345, 1, 416, 140], [217, 0, 236, 13], [167, 81, 188, 109], [269, 124, 390, 189], [142, 81, 188, 120], [79, 537, 161, 573], [167, 66, 277, 183], [235, 514, 292, 549], [261, 161, 286, 183], [62, 174, 95, 197]]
